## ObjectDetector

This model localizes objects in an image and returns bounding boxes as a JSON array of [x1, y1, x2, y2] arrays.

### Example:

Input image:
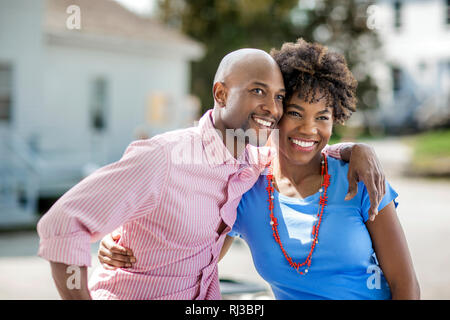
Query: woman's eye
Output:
[[287, 111, 301, 117], [317, 116, 330, 120]]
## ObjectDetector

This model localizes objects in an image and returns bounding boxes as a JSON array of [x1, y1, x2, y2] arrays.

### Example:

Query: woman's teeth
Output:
[[254, 118, 272, 128], [291, 138, 315, 148]]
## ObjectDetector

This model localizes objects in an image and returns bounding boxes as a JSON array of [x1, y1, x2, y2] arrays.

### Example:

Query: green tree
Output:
[[156, 0, 381, 117]]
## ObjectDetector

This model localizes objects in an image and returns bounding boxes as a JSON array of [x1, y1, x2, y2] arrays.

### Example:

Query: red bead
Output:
[[266, 153, 329, 276]]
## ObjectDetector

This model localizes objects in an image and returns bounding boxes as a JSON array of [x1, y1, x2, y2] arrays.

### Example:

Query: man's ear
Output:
[[213, 82, 227, 108]]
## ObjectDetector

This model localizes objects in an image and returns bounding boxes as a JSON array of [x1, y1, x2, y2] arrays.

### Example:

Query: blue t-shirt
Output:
[[229, 157, 398, 300]]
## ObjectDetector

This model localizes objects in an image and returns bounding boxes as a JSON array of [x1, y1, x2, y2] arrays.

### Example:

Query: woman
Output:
[[99, 39, 420, 300]]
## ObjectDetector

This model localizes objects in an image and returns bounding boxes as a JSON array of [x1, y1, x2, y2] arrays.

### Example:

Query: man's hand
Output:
[[98, 231, 136, 270], [341, 143, 386, 222]]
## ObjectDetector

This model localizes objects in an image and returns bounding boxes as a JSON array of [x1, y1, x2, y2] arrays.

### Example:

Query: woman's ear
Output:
[[213, 82, 227, 108]]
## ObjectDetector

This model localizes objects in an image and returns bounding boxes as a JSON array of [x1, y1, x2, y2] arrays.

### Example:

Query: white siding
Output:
[[0, 0, 45, 136], [43, 43, 191, 162], [372, 0, 450, 128]]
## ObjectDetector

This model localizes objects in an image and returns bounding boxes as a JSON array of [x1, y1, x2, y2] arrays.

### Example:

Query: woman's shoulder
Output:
[[327, 155, 347, 166], [326, 156, 350, 178], [326, 155, 399, 221], [240, 173, 268, 203], [326, 156, 370, 206]]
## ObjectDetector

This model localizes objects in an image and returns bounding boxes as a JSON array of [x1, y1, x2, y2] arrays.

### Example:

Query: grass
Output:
[[406, 129, 450, 177], [411, 129, 450, 158]]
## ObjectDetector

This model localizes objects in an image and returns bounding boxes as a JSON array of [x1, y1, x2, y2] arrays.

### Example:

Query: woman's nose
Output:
[[298, 120, 318, 135]]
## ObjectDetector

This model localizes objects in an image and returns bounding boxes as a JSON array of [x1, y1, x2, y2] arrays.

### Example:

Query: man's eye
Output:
[[276, 95, 285, 101], [252, 88, 264, 95]]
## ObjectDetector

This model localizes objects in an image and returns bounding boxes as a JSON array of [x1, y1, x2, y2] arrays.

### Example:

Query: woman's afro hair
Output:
[[270, 38, 357, 124]]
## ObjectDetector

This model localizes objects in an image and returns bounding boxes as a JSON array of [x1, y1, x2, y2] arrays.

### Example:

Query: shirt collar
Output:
[[198, 110, 235, 168], [244, 143, 277, 171], [198, 109, 277, 169]]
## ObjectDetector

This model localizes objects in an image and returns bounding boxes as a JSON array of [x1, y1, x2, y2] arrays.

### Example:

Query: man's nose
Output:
[[262, 97, 282, 120]]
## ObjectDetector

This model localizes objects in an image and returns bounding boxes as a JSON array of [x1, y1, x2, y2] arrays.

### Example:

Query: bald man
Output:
[[212, 49, 284, 149], [37, 49, 384, 300]]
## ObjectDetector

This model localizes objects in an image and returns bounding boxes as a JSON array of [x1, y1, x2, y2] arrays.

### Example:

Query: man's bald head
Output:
[[211, 48, 285, 148], [213, 48, 279, 85]]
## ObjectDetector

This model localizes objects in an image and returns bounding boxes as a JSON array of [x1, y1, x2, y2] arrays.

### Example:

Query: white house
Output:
[[369, 0, 450, 132], [0, 0, 204, 228]]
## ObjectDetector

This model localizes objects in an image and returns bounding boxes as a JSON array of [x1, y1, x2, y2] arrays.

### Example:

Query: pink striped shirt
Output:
[[37, 110, 345, 300]]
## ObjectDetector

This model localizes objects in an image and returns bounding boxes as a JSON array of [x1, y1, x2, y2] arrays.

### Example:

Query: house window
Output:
[[393, 0, 402, 29], [392, 67, 403, 93], [0, 64, 12, 122], [447, 0, 450, 25], [90, 77, 108, 131]]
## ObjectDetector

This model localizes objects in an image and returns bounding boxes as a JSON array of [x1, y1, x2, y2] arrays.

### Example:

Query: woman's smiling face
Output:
[[277, 90, 334, 165]]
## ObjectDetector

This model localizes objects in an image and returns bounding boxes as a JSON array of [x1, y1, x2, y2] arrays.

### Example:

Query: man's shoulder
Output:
[[130, 126, 200, 150], [124, 127, 205, 166], [152, 126, 201, 145]]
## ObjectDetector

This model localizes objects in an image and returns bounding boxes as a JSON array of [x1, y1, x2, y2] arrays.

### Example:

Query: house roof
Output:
[[44, 0, 204, 60]]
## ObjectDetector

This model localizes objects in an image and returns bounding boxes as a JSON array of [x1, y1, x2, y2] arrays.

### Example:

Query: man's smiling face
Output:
[[213, 49, 286, 146]]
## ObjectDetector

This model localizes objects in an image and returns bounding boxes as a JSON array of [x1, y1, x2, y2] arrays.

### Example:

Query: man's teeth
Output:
[[291, 139, 315, 148], [254, 118, 272, 128]]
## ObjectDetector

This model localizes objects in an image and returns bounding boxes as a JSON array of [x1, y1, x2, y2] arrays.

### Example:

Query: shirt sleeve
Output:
[[37, 138, 169, 267], [227, 226, 242, 238], [360, 179, 399, 223], [228, 203, 243, 239], [322, 143, 353, 160]]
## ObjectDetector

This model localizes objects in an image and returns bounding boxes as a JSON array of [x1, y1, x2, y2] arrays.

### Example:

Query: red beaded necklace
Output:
[[266, 152, 331, 275]]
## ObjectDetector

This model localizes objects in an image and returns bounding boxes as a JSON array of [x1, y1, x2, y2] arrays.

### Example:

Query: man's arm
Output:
[[98, 234, 235, 270], [50, 262, 91, 300], [97, 232, 135, 270], [37, 139, 169, 299], [339, 143, 385, 221], [219, 235, 234, 262], [325, 142, 386, 222]]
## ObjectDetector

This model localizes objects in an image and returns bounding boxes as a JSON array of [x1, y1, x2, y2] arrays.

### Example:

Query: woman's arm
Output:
[[366, 202, 420, 299]]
